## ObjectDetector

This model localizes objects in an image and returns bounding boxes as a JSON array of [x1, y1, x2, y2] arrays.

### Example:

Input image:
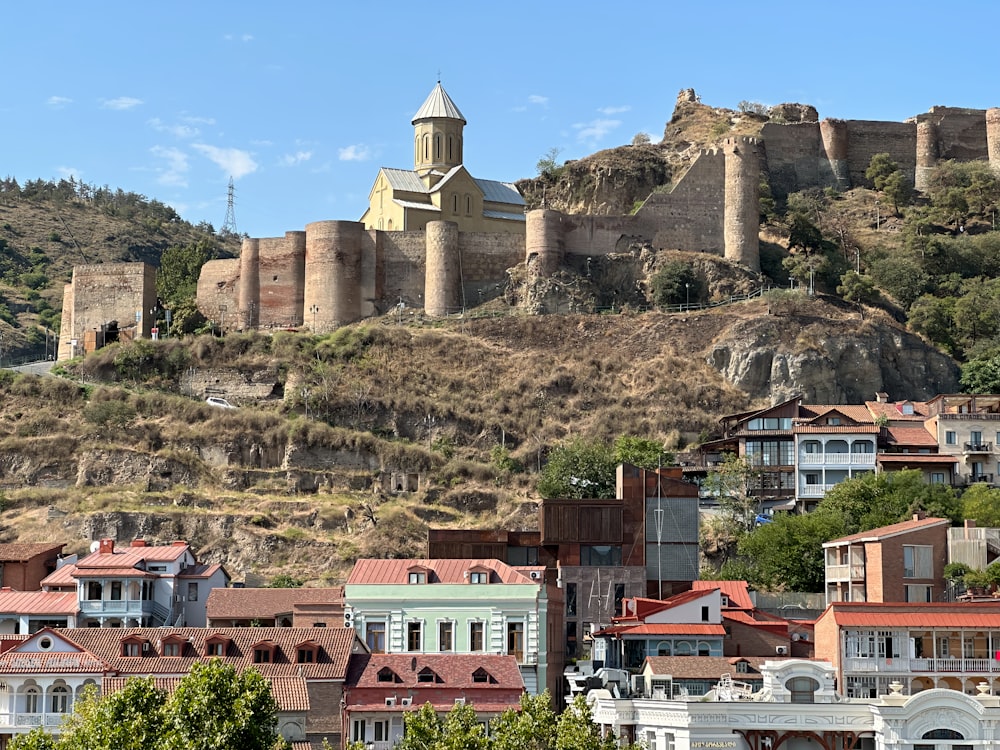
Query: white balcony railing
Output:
[[798, 453, 877, 467], [844, 656, 1000, 673], [825, 564, 866, 581], [800, 484, 837, 497]]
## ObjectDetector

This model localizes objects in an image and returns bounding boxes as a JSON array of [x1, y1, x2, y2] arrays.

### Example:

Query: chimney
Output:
[[171, 541, 188, 547], [965, 519, 977, 539], [912, 511, 926, 521], [98, 539, 115, 554], [130, 539, 148, 547], [875, 392, 889, 403]]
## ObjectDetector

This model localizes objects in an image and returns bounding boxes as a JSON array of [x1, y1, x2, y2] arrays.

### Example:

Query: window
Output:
[[163, 642, 180, 657], [946, 431, 957, 445], [366, 622, 386, 654], [352, 719, 365, 743], [25, 687, 39, 714], [905, 584, 933, 602], [466, 195, 471, 214], [930, 472, 946, 484], [147, 565, 167, 572], [785, 676, 819, 703], [470, 621, 485, 651], [374, 720, 389, 743], [452, 194, 458, 213], [407, 621, 422, 652], [580, 545, 622, 566], [851, 440, 874, 453], [439, 621, 453, 652], [805, 473, 820, 485], [827, 417, 841, 426], [803, 440, 821, 454], [735, 660, 749, 674], [937, 637, 950, 657], [110, 582, 122, 601], [903, 545, 933, 578], [469, 571, 488, 584], [971, 430, 983, 446], [746, 440, 794, 466], [123, 641, 141, 657], [377, 667, 397, 683], [902, 403, 915, 415], [701, 606, 710, 622], [206, 641, 226, 657], [86, 582, 102, 600], [187, 582, 198, 602], [253, 648, 271, 664], [614, 584, 625, 617], [473, 668, 491, 683], [566, 582, 577, 616], [408, 571, 426, 584], [50, 686, 69, 713], [297, 648, 315, 663], [417, 667, 437, 683], [507, 546, 538, 566], [747, 417, 792, 430], [507, 621, 524, 661]]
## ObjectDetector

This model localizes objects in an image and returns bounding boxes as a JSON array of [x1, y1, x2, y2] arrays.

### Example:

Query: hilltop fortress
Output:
[[57, 87, 1000, 355]]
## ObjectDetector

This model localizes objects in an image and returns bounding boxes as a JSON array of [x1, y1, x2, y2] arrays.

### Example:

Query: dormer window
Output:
[[205, 635, 231, 657], [827, 417, 841, 426], [163, 642, 180, 657], [469, 571, 488, 584], [417, 667, 438, 683], [377, 667, 399, 683], [902, 403, 914, 415], [408, 571, 427, 584], [472, 667, 493, 684], [295, 640, 319, 664], [121, 637, 148, 657], [735, 660, 749, 674], [251, 640, 277, 664]]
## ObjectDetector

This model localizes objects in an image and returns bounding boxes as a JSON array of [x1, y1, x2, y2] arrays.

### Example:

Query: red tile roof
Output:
[[691, 580, 753, 610], [877, 454, 957, 464], [794, 425, 880, 434], [864, 401, 930, 420], [177, 564, 226, 580], [55, 627, 358, 680], [40, 564, 77, 588], [207, 587, 343, 620], [823, 516, 950, 546], [723, 610, 789, 634], [347, 653, 524, 690], [885, 425, 937, 446], [347, 559, 536, 585], [102, 675, 311, 711], [823, 602, 1000, 628], [598, 623, 726, 637], [0, 590, 77, 615], [0, 543, 65, 562]]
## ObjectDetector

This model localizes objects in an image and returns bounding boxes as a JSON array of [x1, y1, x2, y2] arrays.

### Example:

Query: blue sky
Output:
[[5, 1, 999, 239]]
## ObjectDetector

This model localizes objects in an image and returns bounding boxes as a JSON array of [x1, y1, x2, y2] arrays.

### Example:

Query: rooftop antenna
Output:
[[221, 177, 238, 235]]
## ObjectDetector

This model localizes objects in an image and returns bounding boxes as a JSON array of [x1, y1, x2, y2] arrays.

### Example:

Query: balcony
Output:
[[844, 656, 1000, 673], [79, 599, 155, 617], [0, 712, 70, 729], [800, 484, 837, 497], [825, 563, 866, 581], [958, 473, 995, 486], [798, 452, 876, 467], [964, 442, 994, 453]]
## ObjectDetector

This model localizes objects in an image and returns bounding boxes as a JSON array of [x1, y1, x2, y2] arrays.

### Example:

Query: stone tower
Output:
[[412, 82, 466, 183], [723, 137, 761, 272], [987, 108, 1000, 172]]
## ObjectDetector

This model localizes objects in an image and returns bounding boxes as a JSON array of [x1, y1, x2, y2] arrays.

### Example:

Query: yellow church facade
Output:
[[360, 82, 525, 233]]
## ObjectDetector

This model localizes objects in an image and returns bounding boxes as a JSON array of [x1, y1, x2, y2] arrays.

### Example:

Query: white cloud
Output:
[[151, 146, 190, 187], [598, 105, 631, 115], [224, 33, 254, 42], [338, 144, 371, 162], [573, 118, 622, 143], [148, 118, 199, 138], [47, 96, 72, 108], [181, 115, 216, 126], [528, 95, 548, 105], [279, 151, 313, 166], [56, 166, 82, 180], [102, 97, 143, 110], [192, 143, 258, 178]]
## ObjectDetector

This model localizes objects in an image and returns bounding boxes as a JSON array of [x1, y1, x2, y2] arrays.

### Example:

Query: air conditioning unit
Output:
[[142, 642, 151, 653], [454, 697, 466, 705], [400, 697, 413, 707], [344, 610, 355, 628], [529, 571, 542, 580], [775, 645, 789, 656], [174, 595, 184, 603], [385, 697, 396, 707]]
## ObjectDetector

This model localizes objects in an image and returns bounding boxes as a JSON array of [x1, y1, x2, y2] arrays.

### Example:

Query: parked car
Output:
[[205, 396, 236, 409]]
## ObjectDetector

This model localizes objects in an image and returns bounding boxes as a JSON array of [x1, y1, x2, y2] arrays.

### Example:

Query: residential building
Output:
[[589, 657, 1000, 750], [793, 405, 878, 507], [0, 590, 78, 634], [813, 601, 1000, 697], [0, 544, 64, 591], [0, 625, 363, 748], [343, 558, 562, 699], [923, 393, 1000, 486], [823, 515, 950, 606], [206, 587, 344, 628], [344, 653, 523, 749], [428, 463, 701, 663], [40, 539, 229, 627]]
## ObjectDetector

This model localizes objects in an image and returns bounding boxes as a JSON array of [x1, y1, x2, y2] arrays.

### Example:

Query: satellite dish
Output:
[[89, 541, 100, 553]]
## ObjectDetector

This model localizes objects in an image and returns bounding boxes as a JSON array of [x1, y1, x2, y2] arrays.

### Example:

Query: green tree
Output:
[[649, 261, 702, 309], [962, 482, 1000, 527], [536, 148, 563, 178], [836, 270, 880, 305], [490, 692, 558, 750], [8, 728, 60, 750], [268, 574, 304, 588], [157, 239, 214, 307], [397, 703, 443, 750], [162, 660, 279, 750], [908, 294, 958, 354], [703, 453, 760, 538], [881, 171, 913, 216], [865, 153, 899, 191], [961, 349, 1000, 393], [868, 253, 928, 309], [437, 701, 488, 750], [737, 511, 846, 592], [555, 696, 619, 750], [630, 132, 651, 145], [536, 438, 616, 499], [59, 680, 167, 750], [613, 435, 671, 470], [82, 399, 137, 433]]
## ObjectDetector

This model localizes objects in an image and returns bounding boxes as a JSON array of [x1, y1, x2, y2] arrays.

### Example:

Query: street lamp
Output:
[[309, 304, 320, 333], [685, 282, 691, 312]]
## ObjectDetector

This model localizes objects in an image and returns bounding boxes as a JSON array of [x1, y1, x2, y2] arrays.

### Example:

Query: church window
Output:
[[435, 135, 441, 160], [453, 194, 458, 213], [423, 135, 429, 161], [448, 136, 453, 161], [466, 195, 471, 214]]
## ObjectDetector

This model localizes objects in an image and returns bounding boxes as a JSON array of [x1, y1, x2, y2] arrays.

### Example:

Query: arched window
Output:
[[448, 136, 453, 161], [453, 194, 458, 213], [423, 135, 429, 161], [826, 440, 849, 454], [51, 685, 70, 713], [851, 440, 874, 453], [921, 728, 964, 739], [466, 195, 471, 214], [24, 686, 40, 714], [435, 135, 441, 160], [785, 676, 819, 703], [803, 440, 822, 454]]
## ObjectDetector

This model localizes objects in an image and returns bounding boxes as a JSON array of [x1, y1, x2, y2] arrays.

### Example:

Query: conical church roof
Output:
[[411, 82, 466, 124]]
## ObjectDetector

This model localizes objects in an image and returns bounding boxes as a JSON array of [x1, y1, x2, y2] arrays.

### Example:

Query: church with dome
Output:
[[360, 82, 526, 234]]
